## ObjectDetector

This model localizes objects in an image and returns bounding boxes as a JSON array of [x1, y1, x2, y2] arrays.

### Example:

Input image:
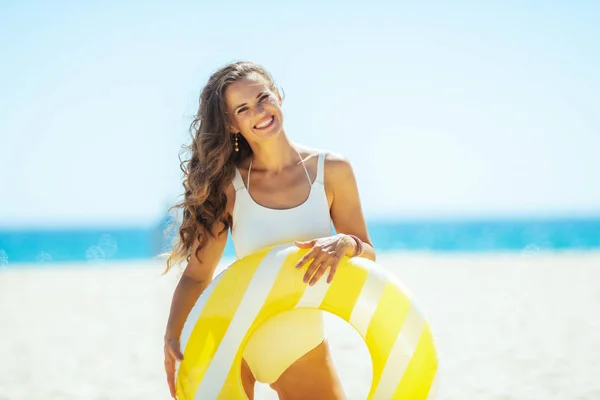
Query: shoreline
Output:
[[3, 248, 600, 270]]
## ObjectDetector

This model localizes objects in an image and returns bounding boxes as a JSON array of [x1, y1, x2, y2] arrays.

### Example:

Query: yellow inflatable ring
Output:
[[176, 243, 438, 399]]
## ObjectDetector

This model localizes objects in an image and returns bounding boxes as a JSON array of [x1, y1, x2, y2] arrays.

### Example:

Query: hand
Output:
[[294, 234, 355, 285], [164, 337, 184, 399]]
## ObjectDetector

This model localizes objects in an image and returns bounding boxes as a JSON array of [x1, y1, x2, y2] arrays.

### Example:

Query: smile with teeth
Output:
[[254, 116, 275, 129]]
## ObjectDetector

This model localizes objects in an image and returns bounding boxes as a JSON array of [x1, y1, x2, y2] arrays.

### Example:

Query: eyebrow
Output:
[[233, 91, 267, 112]]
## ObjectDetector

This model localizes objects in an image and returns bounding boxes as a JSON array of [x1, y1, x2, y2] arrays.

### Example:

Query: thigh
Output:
[[270, 340, 346, 400], [241, 358, 256, 400]]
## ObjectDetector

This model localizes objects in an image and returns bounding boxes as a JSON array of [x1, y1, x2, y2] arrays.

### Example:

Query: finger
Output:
[[313, 253, 341, 285], [326, 264, 338, 284], [296, 247, 317, 269], [302, 257, 318, 282], [165, 358, 176, 398], [166, 340, 184, 361], [303, 254, 326, 283], [309, 263, 329, 286], [295, 239, 316, 249], [171, 347, 184, 361]]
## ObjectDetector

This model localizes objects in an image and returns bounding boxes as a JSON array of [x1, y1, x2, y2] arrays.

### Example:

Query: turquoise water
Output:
[[1, 217, 599, 266]]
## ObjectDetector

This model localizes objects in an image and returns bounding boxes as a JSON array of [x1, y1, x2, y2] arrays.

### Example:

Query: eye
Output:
[[237, 107, 248, 114], [259, 94, 270, 102]]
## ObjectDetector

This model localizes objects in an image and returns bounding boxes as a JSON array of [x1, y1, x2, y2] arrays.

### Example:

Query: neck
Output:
[[248, 131, 300, 173]]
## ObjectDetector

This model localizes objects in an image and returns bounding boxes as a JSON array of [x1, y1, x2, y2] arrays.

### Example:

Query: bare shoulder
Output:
[[322, 151, 360, 208], [295, 144, 323, 162], [296, 144, 353, 173], [323, 150, 353, 175]]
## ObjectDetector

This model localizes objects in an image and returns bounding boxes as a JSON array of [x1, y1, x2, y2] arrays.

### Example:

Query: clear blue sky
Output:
[[1, 1, 599, 227]]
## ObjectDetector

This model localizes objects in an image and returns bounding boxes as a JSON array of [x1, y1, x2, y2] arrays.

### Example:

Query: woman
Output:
[[163, 61, 376, 400]]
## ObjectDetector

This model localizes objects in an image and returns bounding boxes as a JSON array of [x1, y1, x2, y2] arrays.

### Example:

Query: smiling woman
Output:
[[162, 61, 378, 400]]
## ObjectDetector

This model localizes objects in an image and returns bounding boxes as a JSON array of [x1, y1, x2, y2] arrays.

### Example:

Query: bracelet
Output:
[[347, 234, 364, 257]]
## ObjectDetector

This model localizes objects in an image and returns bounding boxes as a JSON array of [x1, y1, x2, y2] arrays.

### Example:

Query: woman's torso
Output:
[[230, 150, 332, 259]]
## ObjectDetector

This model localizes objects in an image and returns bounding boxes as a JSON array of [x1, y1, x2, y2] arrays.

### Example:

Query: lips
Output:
[[254, 115, 275, 130]]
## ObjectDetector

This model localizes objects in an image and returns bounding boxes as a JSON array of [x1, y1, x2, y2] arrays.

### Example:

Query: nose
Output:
[[251, 102, 265, 117]]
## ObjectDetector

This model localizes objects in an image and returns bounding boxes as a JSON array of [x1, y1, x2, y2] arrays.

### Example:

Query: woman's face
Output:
[[225, 74, 283, 144]]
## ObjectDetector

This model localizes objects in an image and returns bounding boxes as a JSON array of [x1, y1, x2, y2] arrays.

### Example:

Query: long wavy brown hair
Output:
[[162, 61, 280, 273]]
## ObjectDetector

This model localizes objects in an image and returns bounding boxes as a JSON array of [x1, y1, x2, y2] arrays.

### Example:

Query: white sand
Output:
[[1, 251, 599, 400]]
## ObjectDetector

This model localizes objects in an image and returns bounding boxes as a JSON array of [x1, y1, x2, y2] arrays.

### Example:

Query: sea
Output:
[[1, 216, 599, 266]]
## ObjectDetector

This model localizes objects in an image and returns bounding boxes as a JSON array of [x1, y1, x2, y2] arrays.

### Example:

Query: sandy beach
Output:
[[1, 251, 599, 400]]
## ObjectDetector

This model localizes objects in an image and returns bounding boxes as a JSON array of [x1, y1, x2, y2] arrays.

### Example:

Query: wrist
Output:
[[343, 234, 363, 257], [164, 330, 181, 342]]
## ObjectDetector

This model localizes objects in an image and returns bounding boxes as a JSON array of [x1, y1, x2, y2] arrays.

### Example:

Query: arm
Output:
[[164, 183, 235, 341], [295, 153, 376, 285], [164, 228, 228, 341], [163, 184, 234, 398], [327, 153, 376, 262]]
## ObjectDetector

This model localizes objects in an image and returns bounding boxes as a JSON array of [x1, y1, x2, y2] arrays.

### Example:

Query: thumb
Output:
[[295, 239, 316, 248], [169, 342, 184, 361]]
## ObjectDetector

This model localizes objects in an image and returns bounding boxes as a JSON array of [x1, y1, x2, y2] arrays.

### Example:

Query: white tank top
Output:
[[230, 152, 332, 259]]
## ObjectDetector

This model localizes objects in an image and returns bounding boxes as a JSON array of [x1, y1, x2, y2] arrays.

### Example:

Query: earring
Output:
[[234, 133, 239, 152]]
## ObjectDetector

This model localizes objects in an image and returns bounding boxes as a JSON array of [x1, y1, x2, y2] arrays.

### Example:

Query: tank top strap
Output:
[[232, 167, 246, 192], [315, 152, 326, 184]]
